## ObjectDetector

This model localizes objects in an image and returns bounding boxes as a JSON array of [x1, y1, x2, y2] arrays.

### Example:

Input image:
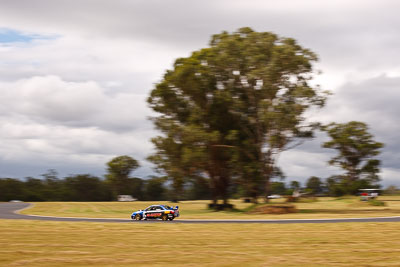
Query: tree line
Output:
[[0, 170, 385, 202], [0, 170, 209, 202]]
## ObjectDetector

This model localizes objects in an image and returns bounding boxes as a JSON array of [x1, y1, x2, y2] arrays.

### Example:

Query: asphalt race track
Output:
[[2, 202, 400, 224]]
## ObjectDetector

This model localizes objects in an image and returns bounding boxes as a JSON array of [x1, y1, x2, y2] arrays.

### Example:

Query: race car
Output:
[[131, 205, 179, 221]]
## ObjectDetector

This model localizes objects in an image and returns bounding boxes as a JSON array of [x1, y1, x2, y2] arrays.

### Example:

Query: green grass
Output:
[[1, 219, 400, 266], [19, 196, 400, 219], [368, 199, 386, 206]]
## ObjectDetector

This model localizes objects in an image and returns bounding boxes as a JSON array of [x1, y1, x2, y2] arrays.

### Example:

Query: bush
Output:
[[208, 203, 235, 211], [248, 204, 297, 214], [368, 199, 385, 206], [286, 196, 298, 202], [286, 196, 317, 203]]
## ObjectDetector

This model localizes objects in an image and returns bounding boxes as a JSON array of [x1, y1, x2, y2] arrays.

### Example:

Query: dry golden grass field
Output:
[[19, 196, 400, 220], [1, 219, 400, 266]]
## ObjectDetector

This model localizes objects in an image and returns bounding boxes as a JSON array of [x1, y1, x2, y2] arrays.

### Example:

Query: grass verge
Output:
[[1, 219, 400, 266]]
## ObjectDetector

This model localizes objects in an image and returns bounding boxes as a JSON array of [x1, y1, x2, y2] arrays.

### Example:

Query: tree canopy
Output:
[[106, 155, 139, 198], [306, 176, 323, 194], [322, 121, 383, 193]]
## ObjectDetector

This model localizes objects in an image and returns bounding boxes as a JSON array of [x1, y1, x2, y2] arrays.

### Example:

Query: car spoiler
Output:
[[174, 206, 179, 210]]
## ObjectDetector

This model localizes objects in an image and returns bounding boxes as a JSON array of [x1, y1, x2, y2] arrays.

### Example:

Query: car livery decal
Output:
[[146, 212, 162, 217]]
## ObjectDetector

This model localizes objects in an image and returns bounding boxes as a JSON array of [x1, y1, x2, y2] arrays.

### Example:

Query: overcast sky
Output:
[[0, 0, 399, 187]]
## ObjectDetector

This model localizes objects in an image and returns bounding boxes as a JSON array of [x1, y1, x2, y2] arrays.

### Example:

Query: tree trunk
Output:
[[261, 150, 275, 202], [221, 175, 230, 205], [264, 178, 271, 203], [209, 172, 218, 205], [248, 86, 273, 203], [209, 143, 231, 206]]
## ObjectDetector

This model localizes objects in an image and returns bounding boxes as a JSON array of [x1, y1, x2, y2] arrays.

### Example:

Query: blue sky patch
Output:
[[0, 28, 57, 43]]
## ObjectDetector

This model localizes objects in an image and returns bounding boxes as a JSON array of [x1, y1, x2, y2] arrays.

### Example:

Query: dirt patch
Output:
[[248, 205, 297, 214]]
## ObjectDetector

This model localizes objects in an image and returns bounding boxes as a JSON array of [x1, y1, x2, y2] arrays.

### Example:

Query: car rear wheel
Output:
[[135, 214, 142, 221], [169, 217, 174, 221], [161, 214, 168, 221]]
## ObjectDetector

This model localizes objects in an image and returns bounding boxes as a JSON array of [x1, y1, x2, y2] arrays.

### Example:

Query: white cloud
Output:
[[279, 148, 340, 180], [0, 75, 153, 129], [12, 76, 106, 122], [381, 168, 400, 187], [0, 75, 155, 177]]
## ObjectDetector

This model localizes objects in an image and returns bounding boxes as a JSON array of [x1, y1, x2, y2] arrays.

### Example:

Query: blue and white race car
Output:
[[131, 205, 180, 221]]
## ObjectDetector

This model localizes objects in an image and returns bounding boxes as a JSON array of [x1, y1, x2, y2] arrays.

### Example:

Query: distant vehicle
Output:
[[359, 189, 379, 201], [9, 200, 23, 203], [131, 205, 179, 221], [117, 195, 137, 202], [267, 195, 282, 199]]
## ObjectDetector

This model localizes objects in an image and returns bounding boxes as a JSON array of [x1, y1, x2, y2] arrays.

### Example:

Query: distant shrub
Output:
[[208, 203, 235, 211], [248, 204, 297, 214], [368, 199, 386, 206], [286, 196, 298, 202], [286, 196, 317, 203]]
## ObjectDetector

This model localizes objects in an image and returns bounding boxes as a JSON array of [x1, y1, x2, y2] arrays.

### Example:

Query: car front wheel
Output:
[[135, 214, 142, 221]]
